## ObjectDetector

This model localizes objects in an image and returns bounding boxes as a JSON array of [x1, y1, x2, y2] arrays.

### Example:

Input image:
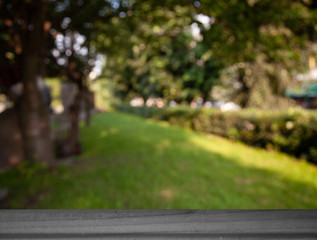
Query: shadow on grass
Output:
[[73, 112, 317, 208], [1, 111, 317, 208]]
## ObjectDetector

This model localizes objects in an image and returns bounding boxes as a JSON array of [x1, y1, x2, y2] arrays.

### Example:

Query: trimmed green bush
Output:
[[114, 103, 317, 164]]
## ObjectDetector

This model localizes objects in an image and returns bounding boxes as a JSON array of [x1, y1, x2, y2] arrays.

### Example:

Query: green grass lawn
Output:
[[1, 111, 317, 208]]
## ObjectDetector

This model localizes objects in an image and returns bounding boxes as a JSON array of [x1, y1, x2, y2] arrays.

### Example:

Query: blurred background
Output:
[[0, 0, 317, 208]]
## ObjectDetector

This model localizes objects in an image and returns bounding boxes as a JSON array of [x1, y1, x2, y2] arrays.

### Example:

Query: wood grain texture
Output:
[[0, 210, 316, 239]]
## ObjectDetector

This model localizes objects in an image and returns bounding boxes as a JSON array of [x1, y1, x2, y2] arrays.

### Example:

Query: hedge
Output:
[[114, 103, 317, 164]]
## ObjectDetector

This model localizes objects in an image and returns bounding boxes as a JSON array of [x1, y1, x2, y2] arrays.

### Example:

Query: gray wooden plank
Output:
[[0, 210, 316, 239]]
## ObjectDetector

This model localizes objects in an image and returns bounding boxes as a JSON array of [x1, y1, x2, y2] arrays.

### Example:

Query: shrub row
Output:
[[114, 103, 317, 164]]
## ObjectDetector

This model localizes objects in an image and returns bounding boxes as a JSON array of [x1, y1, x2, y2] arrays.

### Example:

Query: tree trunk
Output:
[[84, 89, 91, 126], [19, 1, 54, 166], [68, 90, 82, 153]]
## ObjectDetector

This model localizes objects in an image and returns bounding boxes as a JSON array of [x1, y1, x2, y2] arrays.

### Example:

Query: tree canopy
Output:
[[93, 0, 317, 107], [198, 0, 317, 107], [2, 0, 316, 106]]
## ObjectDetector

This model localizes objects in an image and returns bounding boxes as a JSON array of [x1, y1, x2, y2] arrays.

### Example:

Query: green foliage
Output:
[[45, 78, 62, 107], [16, 161, 48, 181], [0, 161, 54, 208], [93, 0, 317, 108], [95, 2, 222, 103], [115, 104, 317, 164], [114, 103, 163, 119], [89, 77, 117, 110], [198, 0, 317, 107], [2, 0, 317, 108]]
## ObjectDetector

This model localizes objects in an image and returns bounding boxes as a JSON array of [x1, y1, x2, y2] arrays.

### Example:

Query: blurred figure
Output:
[[204, 101, 212, 108], [156, 99, 164, 108]]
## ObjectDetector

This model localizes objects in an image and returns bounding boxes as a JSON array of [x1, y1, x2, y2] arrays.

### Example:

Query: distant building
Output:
[[286, 84, 317, 109], [286, 56, 317, 109]]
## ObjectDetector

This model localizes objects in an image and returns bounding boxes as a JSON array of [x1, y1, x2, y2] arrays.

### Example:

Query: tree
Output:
[[0, 0, 132, 164], [95, 1, 223, 103], [0, 0, 54, 165], [45, 0, 133, 155], [198, 0, 317, 108]]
